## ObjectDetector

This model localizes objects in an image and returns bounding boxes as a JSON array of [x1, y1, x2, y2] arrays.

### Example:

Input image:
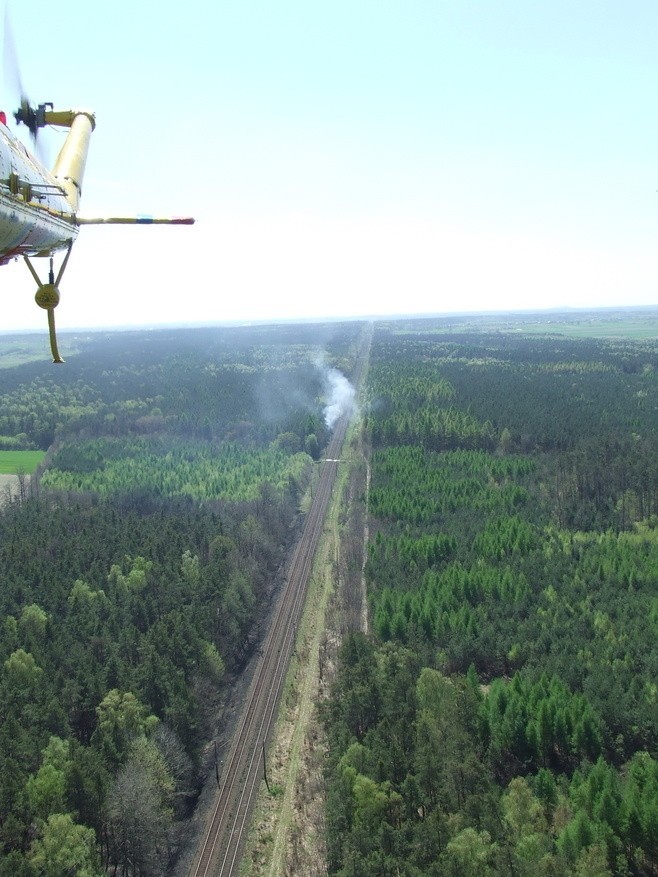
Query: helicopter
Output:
[[0, 23, 194, 362]]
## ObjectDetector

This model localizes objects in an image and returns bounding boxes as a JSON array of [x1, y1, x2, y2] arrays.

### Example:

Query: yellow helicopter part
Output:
[[46, 109, 96, 213]]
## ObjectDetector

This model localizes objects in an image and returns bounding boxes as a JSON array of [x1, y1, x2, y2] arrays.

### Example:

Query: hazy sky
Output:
[[3, 0, 658, 333]]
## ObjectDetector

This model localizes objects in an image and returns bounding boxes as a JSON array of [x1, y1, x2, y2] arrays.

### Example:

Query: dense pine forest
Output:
[[0, 321, 363, 877], [324, 319, 658, 877]]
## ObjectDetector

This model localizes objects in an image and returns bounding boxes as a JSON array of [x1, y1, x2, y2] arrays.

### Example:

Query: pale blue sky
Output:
[[3, 0, 658, 332]]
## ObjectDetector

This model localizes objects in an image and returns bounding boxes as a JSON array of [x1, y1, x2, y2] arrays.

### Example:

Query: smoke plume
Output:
[[315, 354, 358, 429]]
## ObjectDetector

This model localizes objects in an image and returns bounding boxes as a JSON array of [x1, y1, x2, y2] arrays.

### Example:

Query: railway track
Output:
[[188, 379, 356, 877]]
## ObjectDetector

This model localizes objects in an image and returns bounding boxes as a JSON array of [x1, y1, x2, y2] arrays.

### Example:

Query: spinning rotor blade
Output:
[[3, 10, 47, 157], [3, 9, 24, 104]]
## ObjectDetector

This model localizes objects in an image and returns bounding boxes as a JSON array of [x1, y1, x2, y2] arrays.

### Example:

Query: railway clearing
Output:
[[243, 426, 360, 877], [187, 418, 349, 877], [187, 334, 370, 877]]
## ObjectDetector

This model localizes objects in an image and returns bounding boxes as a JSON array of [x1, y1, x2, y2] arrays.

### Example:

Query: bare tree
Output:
[[154, 724, 195, 805], [106, 758, 172, 877], [15, 467, 27, 504]]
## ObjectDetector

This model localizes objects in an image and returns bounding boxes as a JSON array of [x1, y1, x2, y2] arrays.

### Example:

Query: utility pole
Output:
[[262, 740, 270, 793]]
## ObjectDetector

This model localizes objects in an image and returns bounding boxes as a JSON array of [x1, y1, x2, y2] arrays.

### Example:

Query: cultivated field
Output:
[[0, 450, 45, 474]]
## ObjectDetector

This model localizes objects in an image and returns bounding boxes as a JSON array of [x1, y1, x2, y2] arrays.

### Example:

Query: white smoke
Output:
[[315, 354, 358, 429]]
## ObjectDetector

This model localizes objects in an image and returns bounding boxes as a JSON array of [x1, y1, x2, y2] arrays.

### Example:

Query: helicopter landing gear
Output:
[[24, 241, 73, 363]]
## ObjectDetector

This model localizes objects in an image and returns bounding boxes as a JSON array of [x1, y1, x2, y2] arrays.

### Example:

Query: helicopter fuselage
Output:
[[0, 119, 77, 265], [1, 102, 191, 362]]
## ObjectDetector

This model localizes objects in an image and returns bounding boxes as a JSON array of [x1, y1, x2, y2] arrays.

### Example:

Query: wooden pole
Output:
[[262, 740, 270, 793]]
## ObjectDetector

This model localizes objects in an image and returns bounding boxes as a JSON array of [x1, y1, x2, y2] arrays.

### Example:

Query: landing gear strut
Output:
[[24, 241, 73, 363]]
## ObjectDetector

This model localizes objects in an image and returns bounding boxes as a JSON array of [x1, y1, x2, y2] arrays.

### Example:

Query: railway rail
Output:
[[188, 347, 364, 877]]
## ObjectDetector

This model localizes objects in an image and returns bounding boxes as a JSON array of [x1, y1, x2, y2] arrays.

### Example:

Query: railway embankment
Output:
[[241, 342, 371, 877]]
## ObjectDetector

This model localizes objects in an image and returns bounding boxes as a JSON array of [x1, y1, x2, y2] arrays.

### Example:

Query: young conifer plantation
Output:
[[0, 322, 362, 877], [323, 318, 658, 877]]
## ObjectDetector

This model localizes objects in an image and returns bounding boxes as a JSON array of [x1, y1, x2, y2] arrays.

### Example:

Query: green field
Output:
[[454, 309, 658, 339], [508, 316, 658, 339], [385, 308, 658, 340], [0, 450, 46, 474], [0, 334, 81, 367], [0, 335, 53, 368]]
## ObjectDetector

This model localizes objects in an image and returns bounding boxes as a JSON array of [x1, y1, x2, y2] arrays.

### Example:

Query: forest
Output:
[[323, 319, 658, 877], [0, 321, 363, 877], [3, 313, 658, 877]]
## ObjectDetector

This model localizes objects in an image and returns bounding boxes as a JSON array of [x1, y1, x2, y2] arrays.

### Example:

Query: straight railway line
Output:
[[188, 352, 363, 877]]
